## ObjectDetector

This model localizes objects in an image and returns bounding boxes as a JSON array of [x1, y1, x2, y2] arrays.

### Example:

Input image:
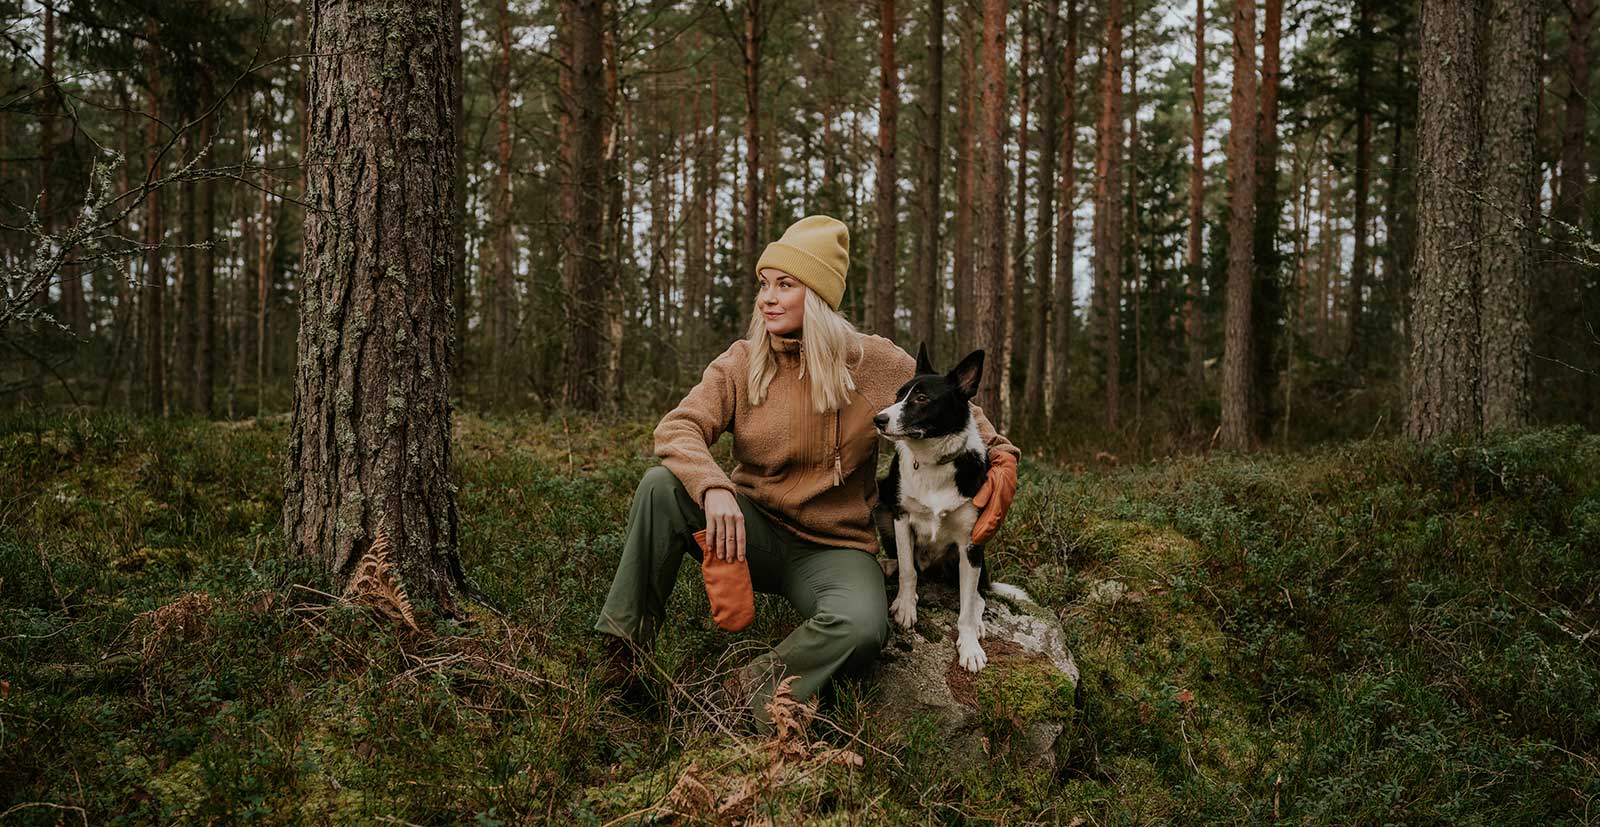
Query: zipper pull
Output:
[[833, 451, 843, 487]]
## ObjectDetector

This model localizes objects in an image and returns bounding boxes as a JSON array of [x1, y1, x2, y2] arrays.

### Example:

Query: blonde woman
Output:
[[595, 215, 1019, 721]]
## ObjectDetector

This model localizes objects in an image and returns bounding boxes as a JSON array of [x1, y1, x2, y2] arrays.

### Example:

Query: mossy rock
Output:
[[867, 581, 1080, 772]]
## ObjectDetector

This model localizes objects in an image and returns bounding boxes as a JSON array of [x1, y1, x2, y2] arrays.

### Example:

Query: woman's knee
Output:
[[822, 607, 888, 659], [636, 465, 685, 501]]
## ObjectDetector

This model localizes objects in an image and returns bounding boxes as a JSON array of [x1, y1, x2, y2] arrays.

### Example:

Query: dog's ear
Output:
[[950, 350, 984, 399], [915, 342, 935, 375]]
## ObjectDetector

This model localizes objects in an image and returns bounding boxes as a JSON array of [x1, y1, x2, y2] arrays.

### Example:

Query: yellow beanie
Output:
[[756, 215, 849, 309]]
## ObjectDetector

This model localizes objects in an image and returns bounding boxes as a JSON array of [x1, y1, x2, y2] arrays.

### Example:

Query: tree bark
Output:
[[1128, 1, 1142, 427], [562, 0, 612, 410], [740, 0, 763, 317], [1184, 0, 1206, 389], [974, 0, 1009, 426], [1092, 0, 1123, 430], [177, 122, 200, 414], [1406, 0, 1483, 441], [1023, 0, 1060, 430], [1049, 0, 1078, 421], [257, 86, 274, 419], [196, 94, 217, 418], [144, 27, 166, 417], [1545, 0, 1593, 416], [912, 0, 944, 355], [1219, 0, 1258, 451], [286, 0, 464, 608], [953, 13, 978, 357], [1006, 5, 1031, 426], [1251, 0, 1284, 438], [451, 0, 468, 391], [1557, 0, 1591, 226], [1478, 0, 1539, 429], [870, 0, 900, 338], [1345, 0, 1374, 363], [488, 0, 515, 399]]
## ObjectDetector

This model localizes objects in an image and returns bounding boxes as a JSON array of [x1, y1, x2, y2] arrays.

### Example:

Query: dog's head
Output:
[[873, 343, 984, 440]]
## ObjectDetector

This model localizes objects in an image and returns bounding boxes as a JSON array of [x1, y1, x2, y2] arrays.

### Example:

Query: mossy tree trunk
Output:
[[286, 0, 464, 612]]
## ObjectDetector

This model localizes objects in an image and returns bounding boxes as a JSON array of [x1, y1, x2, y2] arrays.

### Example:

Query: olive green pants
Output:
[[595, 465, 889, 717]]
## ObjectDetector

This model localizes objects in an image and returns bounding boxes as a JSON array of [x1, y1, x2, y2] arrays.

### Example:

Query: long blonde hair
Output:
[[745, 288, 859, 413]]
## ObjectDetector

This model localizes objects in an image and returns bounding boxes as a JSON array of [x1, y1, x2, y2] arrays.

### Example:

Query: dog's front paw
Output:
[[957, 634, 987, 672], [890, 593, 919, 629]]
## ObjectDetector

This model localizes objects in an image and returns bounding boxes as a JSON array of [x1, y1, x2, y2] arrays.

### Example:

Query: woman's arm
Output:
[[653, 342, 744, 506]]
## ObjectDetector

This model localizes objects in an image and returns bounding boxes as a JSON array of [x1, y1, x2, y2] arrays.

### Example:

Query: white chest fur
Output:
[[893, 425, 983, 570]]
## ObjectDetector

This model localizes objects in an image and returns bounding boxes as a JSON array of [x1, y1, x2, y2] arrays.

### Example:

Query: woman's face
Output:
[[757, 268, 806, 337]]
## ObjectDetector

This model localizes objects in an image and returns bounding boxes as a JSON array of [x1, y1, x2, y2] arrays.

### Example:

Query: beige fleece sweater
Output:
[[653, 332, 1019, 553]]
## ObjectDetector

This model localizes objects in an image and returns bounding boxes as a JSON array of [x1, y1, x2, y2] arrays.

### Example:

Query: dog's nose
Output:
[[872, 412, 889, 429]]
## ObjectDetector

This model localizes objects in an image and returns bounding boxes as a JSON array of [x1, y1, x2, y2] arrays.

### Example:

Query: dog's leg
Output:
[[955, 541, 988, 672], [888, 518, 919, 629]]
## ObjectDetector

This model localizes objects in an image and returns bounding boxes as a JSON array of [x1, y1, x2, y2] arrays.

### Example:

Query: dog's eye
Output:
[[913, 393, 928, 403]]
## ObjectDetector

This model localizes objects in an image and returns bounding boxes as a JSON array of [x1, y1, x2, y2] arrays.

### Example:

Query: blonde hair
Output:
[[745, 288, 859, 413]]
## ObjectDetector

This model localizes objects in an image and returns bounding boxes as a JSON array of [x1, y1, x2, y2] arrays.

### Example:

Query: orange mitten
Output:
[[970, 451, 1018, 545], [692, 529, 755, 632]]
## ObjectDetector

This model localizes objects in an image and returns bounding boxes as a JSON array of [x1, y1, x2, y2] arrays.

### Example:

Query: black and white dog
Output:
[[872, 344, 1022, 672]]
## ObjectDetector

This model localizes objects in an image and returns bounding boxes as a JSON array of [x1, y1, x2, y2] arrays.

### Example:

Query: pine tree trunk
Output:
[[1049, 0, 1078, 422], [488, 0, 515, 399], [602, 6, 625, 409], [38, 1, 56, 348], [286, 0, 464, 608], [974, 0, 1009, 425], [1557, 0, 1591, 225], [953, 14, 978, 358], [1478, 0, 1539, 429], [562, 0, 611, 410], [1345, 0, 1374, 363], [1007, 5, 1031, 427], [871, 0, 900, 338], [144, 29, 166, 417], [1128, 2, 1142, 428], [740, 0, 763, 316], [197, 97, 217, 418], [1024, 0, 1060, 430], [1251, 0, 1284, 438], [1406, 0, 1483, 441], [451, 0, 468, 390], [1185, 0, 1206, 390], [912, 0, 944, 355], [256, 92, 273, 419], [177, 123, 200, 415], [1219, 0, 1258, 451], [1092, 0, 1123, 430], [1545, 0, 1593, 417]]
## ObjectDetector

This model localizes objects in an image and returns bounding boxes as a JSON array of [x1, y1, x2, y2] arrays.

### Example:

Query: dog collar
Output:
[[912, 450, 962, 470]]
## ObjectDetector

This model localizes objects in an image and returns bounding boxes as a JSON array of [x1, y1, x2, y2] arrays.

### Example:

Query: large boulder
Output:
[[865, 580, 1080, 772]]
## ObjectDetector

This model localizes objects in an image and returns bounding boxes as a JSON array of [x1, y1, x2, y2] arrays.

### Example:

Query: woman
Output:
[[594, 214, 1019, 722]]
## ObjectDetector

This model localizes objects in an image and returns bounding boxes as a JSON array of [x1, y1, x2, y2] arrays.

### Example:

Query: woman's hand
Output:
[[970, 452, 1018, 545], [703, 488, 746, 562]]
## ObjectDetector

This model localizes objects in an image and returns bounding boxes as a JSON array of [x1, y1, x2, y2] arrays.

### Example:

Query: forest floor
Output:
[[2, 411, 1598, 825]]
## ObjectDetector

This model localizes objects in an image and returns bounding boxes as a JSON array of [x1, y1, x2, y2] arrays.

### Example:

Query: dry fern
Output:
[[343, 531, 420, 632], [132, 592, 220, 661], [656, 675, 865, 824]]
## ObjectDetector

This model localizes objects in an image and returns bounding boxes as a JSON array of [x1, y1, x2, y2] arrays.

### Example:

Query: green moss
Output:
[[974, 656, 1075, 726]]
